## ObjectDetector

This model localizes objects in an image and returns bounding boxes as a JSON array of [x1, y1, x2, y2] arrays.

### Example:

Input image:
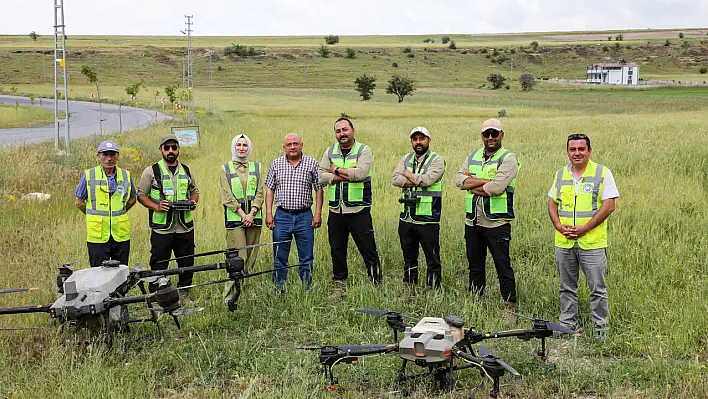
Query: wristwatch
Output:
[[334, 167, 340, 176]]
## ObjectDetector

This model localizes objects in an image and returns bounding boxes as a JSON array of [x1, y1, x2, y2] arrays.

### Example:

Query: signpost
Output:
[[171, 126, 199, 147]]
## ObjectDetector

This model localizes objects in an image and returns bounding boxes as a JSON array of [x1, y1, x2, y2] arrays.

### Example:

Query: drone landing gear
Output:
[[483, 362, 505, 398], [537, 337, 548, 361]]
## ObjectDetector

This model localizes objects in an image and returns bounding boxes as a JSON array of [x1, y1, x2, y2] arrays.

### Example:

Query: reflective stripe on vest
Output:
[[464, 147, 518, 222], [553, 160, 608, 249], [223, 161, 263, 229], [327, 141, 373, 208], [85, 166, 131, 243], [148, 160, 194, 231], [399, 151, 444, 224]]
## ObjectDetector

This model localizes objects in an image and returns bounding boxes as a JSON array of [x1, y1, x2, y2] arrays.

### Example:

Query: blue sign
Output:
[[171, 126, 199, 147]]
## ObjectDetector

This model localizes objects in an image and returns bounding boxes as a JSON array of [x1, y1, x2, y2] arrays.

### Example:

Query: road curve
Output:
[[0, 95, 171, 146]]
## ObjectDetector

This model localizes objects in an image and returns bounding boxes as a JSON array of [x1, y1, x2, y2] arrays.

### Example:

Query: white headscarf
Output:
[[231, 134, 252, 163]]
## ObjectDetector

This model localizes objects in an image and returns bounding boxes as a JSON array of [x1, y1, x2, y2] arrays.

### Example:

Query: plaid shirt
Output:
[[265, 154, 323, 210]]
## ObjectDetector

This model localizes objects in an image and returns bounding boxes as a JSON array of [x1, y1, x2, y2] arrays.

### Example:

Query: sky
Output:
[[4, 0, 707, 36]]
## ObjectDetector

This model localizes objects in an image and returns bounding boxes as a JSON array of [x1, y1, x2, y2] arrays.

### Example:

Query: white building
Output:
[[586, 63, 639, 85]]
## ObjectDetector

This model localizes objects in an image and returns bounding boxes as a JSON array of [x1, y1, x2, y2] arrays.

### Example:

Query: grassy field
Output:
[[0, 83, 706, 398], [0, 103, 53, 128]]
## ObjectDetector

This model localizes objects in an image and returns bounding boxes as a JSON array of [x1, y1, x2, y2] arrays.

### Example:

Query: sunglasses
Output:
[[162, 144, 179, 151], [482, 130, 501, 138]]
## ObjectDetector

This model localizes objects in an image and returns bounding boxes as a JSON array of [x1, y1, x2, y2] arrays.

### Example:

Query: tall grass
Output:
[[0, 88, 705, 398]]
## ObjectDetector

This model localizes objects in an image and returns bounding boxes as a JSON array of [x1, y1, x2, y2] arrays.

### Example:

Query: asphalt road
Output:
[[0, 95, 170, 146]]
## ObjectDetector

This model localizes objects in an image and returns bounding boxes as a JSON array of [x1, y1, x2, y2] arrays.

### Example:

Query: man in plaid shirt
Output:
[[265, 133, 324, 294]]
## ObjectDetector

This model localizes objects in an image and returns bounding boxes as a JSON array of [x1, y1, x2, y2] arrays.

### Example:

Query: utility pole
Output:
[[96, 55, 104, 135], [42, 52, 47, 83], [184, 15, 195, 124], [182, 56, 186, 92], [53, 0, 70, 153]]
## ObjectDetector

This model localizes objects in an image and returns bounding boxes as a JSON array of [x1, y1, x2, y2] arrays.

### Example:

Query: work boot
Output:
[[328, 280, 347, 300], [503, 301, 518, 325]]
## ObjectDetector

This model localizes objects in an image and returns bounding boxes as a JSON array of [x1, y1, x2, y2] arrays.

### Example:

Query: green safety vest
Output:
[[399, 151, 445, 224], [222, 161, 262, 228], [553, 160, 608, 249], [85, 166, 132, 243], [148, 160, 194, 231], [465, 147, 519, 222], [327, 141, 373, 209]]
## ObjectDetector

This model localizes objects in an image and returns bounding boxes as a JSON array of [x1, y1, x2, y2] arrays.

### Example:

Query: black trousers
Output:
[[149, 230, 195, 290], [328, 209, 381, 283], [465, 223, 517, 302], [87, 236, 130, 268], [399, 221, 441, 288]]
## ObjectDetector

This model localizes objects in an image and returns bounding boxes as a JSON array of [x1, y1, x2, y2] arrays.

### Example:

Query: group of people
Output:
[[75, 117, 619, 340]]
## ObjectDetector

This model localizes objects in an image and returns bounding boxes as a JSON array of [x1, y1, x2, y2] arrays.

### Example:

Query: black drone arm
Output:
[[461, 327, 553, 346], [135, 262, 228, 279], [0, 303, 52, 315]]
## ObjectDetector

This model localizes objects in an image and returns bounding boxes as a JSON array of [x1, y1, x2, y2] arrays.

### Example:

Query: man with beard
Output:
[[392, 127, 446, 290], [137, 134, 199, 294], [75, 140, 137, 267], [318, 117, 380, 300], [455, 119, 519, 321]]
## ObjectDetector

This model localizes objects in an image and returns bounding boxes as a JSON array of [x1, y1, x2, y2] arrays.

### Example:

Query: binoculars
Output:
[[169, 200, 196, 211], [398, 190, 420, 206]]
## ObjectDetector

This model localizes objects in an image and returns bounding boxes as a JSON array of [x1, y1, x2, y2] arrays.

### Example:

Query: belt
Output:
[[277, 207, 310, 215]]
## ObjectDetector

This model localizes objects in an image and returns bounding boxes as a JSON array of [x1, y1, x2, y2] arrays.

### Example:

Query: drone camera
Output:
[[155, 278, 180, 313]]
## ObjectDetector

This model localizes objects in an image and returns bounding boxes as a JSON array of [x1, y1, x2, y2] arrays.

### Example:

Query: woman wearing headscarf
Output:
[[220, 134, 264, 296]]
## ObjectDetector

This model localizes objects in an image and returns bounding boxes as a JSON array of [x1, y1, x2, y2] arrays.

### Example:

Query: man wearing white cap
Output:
[[456, 118, 519, 319], [75, 140, 136, 267], [392, 126, 446, 289]]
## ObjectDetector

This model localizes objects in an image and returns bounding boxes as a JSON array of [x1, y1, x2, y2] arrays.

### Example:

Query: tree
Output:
[[607, 36, 612, 41], [615, 34, 624, 41], [700, 67, 707, 74], [487, 73, 506, 89], [125, 79, 146, 99], [682, 40, 690, 49], [664, 39, 671, 46], [324, 35, 339, 45], [679, 32, 685, 39], [386, 75, 416, 103], [29, 31, 39, 41], [442, 36, 450, 44], [530, 41, 539, 50], [448, 40, 457, 50], [318, 45, 330, 58], [164, 86, 178, 104], [80, 64, 104, 133], [345, 48, 356, 59], [519, 72, 536, 91], [354, 74, 376, 101]]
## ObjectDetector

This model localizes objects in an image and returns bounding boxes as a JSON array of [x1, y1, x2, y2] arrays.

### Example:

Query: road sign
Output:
[[130, 95, 135, 101], [171, 126, 199, 147], [176, 103, 182, 110], [161, 97, 166, 103]]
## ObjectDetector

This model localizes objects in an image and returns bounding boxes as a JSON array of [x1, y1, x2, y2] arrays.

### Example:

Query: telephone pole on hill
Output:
[[53, 0, 70, 153], [183, 15, 195, 124]]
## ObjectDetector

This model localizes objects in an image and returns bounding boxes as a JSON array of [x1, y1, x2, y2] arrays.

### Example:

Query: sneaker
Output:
[[593, 325, 608, 341]]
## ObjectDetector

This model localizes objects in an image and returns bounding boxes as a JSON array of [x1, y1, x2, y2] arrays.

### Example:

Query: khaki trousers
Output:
[[223, 226, 262, 297]]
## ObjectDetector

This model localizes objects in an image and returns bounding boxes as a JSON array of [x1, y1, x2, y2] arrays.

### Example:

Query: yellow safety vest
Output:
[[223, 161, 262, 228], [327, 141, 373, 209], [148, 160, 194, 231], [465, 147, 518, 222], [85, 166, 132, 243], [400, 151, 445, 223], [552, 160, 608, 249]]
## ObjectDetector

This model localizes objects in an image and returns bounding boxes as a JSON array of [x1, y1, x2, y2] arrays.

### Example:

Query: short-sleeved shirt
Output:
[[265, 155, 322, 211], [137, 161, 199, 234], [74, 168, 136, 200], [548, 164, 619, 200]]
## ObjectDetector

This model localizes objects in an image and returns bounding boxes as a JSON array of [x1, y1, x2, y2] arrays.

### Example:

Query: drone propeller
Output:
[[478, 345, 520, 376], [169, 307, 204, 317], [350, 308, 417, 320], [269, 344, 397, 355], [508, 312, 577, 335], [0, 287, 39, 295], [155, 241, 290, 264]]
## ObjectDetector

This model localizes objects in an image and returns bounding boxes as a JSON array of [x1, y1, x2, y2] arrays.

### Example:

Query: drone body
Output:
[[399, 316, 463, 364]]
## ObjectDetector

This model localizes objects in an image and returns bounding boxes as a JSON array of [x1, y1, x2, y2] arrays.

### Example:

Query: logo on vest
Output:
[[487, 169, 497, 177], [582, 183, 593, 193], [248, 177, 257, 192], [116, 186, 124, 195], [180, 182, 188, 192]]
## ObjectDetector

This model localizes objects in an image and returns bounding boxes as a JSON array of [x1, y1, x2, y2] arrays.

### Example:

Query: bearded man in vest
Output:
[[75, 140, 136, 267], [318, 117, 381, 300], [455, 118, 519, 319], [548, 134, 618, 341], [392, 127, 446, 290], [137, 134, 200, 294]]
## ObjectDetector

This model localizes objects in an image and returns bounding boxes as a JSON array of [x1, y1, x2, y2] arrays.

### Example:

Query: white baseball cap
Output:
[[410, 126, 431, 138]]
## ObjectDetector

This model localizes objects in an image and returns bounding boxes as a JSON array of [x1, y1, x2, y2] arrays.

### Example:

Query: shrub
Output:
[[679, 32, 684, 39], [386, 74, 416, 103], [392, 62, 398, 68], [224, 44, 257, 57], [682, 40, 690, 49], [407, 52, 415, 58], [487, 73, 506, 89], [164, 86, 177, 104], [318, 45, 330, 58], [519, 72, 536, 91], [665, 39, 671, 46], [602, 46, 609, 52], [423, 38, 431, 43], [442, 36, 450, 44], [448, 40, 456, 50], [492, 48, 499, 56], [497, 109, 507, 118], [510, 48, 516, 54], [530, 41, 539, 50], [461, 50, 468, 54], [700, 67, 707, 74], [354, 74, 376, 101], [607, 36, 613, 41], [217, 65, 223, 71], [614, 42, 621, 50], [402, 47, 412, 53], [480, 48, 488, 54], [345, 48, 356, 59], [324, 35, 339, 45], [29, 31, 39, 41], [615, 34, 624, 41]]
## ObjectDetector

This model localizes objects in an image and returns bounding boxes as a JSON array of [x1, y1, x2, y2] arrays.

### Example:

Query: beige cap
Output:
[[482, 118, 503, 132], [410, 126, 431, 138], [159, 134, 179, 146]]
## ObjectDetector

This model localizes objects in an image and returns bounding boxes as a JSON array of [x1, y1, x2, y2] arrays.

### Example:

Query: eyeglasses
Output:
[[162, 144, 179, 151], [567, 134, 588, 141], [482, 130, 501, 138]]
